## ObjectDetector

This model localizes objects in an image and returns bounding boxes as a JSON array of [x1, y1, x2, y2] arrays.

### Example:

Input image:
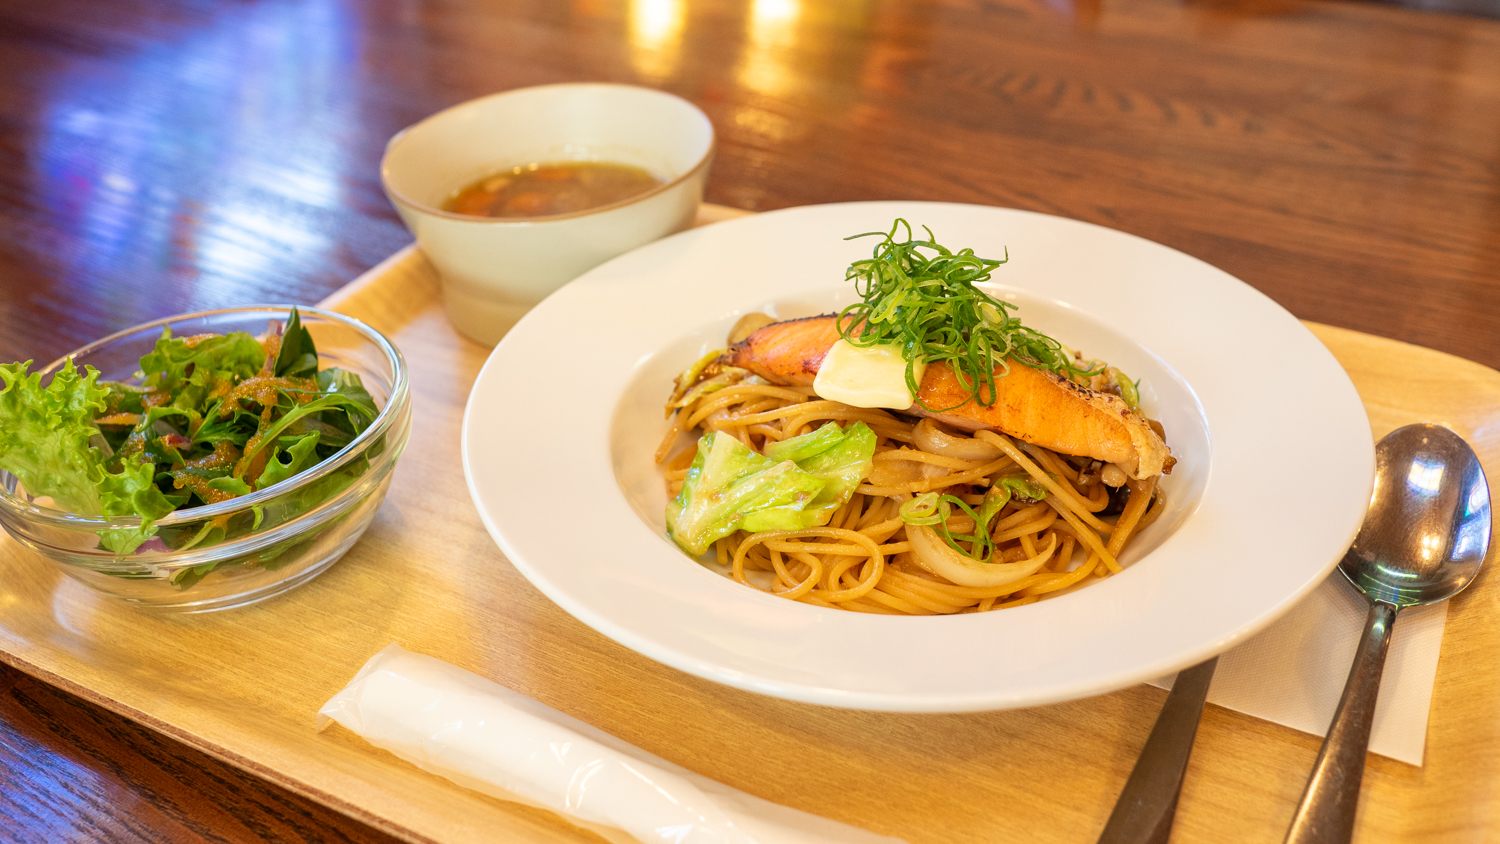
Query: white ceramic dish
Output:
[[382, 83, 713, 346], [461, 201, 1374, 712]]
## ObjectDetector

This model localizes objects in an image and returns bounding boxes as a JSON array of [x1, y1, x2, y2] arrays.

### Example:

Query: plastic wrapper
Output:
[[318, 644, 901, 844]]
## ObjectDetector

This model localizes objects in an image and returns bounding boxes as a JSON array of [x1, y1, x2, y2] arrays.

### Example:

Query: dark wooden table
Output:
[[2, 0, 1498, 839]]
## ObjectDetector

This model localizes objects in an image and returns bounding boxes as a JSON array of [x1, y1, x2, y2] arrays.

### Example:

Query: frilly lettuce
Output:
[[140, 328, 266, 411], [0, 359, 175, 552]]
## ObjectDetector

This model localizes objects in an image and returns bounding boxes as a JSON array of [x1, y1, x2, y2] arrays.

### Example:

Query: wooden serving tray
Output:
[[2, 205, 1497, 842]]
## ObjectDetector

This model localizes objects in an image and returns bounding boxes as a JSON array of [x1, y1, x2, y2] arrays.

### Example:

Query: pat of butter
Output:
[[813, 340, 925, 409]]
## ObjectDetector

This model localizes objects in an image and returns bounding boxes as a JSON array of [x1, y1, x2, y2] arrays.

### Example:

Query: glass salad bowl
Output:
[[0, 306, 411, 612]]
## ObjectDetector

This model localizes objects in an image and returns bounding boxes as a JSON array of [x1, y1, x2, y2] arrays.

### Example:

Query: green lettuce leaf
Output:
[[0, 359, 175, 553], [140, 328, 265, 410], [97, 457, 178, 554], [666, 423, 878, 556], [762, 421, 877, 520], [666, 432, 826, 556], [0, 359, 111, 514]]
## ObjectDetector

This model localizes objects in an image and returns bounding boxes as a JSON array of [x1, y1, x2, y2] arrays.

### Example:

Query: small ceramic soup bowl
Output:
[[381, 83, 715, 345]]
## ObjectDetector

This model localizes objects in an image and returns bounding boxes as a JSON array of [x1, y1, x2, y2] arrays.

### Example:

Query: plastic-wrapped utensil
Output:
[[319, 644, 900, 844]]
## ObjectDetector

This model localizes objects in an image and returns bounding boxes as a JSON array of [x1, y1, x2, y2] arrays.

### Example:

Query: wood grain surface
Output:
[[2, 0, 1499, 840], [0, 669, 395, 843]]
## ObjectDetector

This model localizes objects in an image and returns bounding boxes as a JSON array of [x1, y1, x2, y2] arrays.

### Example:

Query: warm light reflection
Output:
[[730, 107, 795, 143], [736, 0, 805, 97], [1418, 531, 1442, 563], [753, 0, 799, 27], [627, 0, 687, 81], [1407, 460, 1444, 495]]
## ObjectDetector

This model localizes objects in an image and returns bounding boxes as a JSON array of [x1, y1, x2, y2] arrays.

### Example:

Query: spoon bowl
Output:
[[1287, 423, 1490, 843], [1340, 423, 1490, 607]]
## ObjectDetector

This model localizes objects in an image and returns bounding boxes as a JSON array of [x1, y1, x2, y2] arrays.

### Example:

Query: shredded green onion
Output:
[[837, 219, 1103, 412], [898, 479, 1049, 562], [896, 492, 944, 526]]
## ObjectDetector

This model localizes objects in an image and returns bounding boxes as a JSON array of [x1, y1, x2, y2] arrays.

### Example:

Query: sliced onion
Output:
[[668, 368, 748, 412], [906, 523, 1056, 588], [667, 349, 723, 406], [912, 418, 1003, 461], [866, 455, 951, 488], [867, 460, 922, 487], [726, 312, 777, 345]]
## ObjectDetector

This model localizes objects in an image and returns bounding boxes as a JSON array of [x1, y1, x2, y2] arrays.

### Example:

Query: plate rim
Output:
[[461, 200, 1374, 712]]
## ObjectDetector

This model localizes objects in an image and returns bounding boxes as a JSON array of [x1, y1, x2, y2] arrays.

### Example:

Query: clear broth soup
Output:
[[444, 161, 664, 219]]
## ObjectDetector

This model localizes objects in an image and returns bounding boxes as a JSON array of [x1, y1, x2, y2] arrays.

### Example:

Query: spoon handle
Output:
[[1285, 601, 1398, 844], [1097, 657, 1219, 844]]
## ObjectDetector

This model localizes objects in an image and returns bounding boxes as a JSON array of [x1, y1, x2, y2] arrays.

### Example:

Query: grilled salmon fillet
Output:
[[722, 314, 1172, 479]]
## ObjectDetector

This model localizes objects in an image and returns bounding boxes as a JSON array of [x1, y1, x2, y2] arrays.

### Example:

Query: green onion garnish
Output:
[[898, 477, 1047, 562], [837, 218, 1103, 412]]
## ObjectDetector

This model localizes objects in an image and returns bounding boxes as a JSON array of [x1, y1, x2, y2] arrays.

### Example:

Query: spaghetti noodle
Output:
[[658, 380, 1166, 615]]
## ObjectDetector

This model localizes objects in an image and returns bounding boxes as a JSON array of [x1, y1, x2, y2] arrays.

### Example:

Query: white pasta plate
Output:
[[461, 201, 1373, 712]]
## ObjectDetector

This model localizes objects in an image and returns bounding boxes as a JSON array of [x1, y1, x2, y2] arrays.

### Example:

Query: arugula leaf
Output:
[[240, 393, 375, 473], [194, 400, 258, 447], [277, 415, 357, 450], [170, 560, 219, 588], [257, 431, 322, 489], [140, 328, 265, 410], [250, 453, 368, 556], [207, 476, 253, 497], [314, 368, 377, 433], [0, 359, 175, 553], [274, 307, 319, 378]]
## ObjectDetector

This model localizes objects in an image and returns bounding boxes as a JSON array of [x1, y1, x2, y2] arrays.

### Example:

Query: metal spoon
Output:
[[1286, 423, 1490, 843]]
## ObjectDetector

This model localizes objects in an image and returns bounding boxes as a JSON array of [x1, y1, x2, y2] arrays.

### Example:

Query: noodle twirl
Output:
[[658, 220, 1172, 616]]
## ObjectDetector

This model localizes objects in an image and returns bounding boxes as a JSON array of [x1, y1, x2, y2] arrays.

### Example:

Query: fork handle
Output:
[[1285, 601, 1398, 844], [1097, 657, 1219, 844]]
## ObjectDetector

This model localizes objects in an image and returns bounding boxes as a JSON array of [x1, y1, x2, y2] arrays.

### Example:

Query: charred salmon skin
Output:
[[722, 314, 1172, 479]]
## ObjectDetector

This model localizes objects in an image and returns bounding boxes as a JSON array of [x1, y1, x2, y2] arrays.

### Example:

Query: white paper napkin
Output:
[[319, 644, 900, 844], [1153, 574, 1447, 766]]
